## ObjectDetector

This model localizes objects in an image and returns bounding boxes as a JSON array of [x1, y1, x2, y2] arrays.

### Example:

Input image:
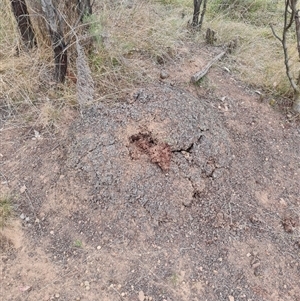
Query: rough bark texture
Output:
[[11, 0, 37, 49], [192, 0, 202, 26], [294, 8, 300, 60], [198, 0, 207, 30], [40, 0, 67, 83], [293, 92, 300, 112]]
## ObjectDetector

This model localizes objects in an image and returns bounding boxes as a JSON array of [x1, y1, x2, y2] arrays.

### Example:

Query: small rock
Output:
[[19, 285, 32, 292], [160, 71, 169, 79], [84, 281, 89, 287], [20, 213, 26, 220], [182, 198, 193, 207], [254, 267, 261, 276], [55, 293, 60, 298], [228, 296, 234, 301], [85, 286, 90, 291], [20, 185, 27, 194], [97, 246, 101, 250], [50, 231, 54, 235], [25, 217, 30, 222], [138, 290, 145, 301], [252, 261, 261, 269]]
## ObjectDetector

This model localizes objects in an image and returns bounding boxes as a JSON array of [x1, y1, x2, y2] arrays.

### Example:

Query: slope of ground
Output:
[[1, 43, 300, 301]]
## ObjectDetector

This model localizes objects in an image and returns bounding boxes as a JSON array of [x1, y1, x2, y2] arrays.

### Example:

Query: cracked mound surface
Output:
[[67, 85, 231, 220], [2, 82, 300, 301]]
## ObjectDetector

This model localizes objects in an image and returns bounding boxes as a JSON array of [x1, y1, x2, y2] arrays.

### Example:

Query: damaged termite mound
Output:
[[129, 132, 171, 171]]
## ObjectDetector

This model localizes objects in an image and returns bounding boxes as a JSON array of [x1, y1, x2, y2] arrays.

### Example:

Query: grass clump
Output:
[[73, 239, 83, 248], [206, 1, 296, 97], [0, 195, 13, 228], [209, 0, 280, 26], [0, 0, 297, 111]]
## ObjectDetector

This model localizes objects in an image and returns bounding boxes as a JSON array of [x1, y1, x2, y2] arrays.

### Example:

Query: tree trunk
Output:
[[192, 0, 202, 27], [294, 6, 300, 59], [10, 0, 37, 49], [198, 0, 207, 30], [293, 90, 300, 112], [40, 0, 67, 83]]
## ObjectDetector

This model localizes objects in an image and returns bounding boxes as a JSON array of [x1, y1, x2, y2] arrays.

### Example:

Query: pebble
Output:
[[160, 71, 169, 79], [20, 213, 25, 220], [84, 281, 89, 286], [97, 246, 101, 250], [228, 296, 234, 301], [183, 198, 193, 207], [55, 293, 60, 298], [85, 286, 90, 291], [138, 290, 145, 301]]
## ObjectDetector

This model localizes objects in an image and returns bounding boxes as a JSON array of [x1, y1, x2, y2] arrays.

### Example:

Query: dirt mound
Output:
[[67, 84, 231, 221], [1, 81, 300, 301]]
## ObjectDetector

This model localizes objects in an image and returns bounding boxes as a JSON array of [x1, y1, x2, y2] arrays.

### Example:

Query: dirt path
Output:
[[1, 48, 300, 301]]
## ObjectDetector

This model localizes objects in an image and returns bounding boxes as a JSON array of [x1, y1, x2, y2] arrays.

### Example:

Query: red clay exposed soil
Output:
[[129, 132, 171, 171]]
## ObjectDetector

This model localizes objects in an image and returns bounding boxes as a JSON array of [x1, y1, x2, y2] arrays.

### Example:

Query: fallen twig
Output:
[[190, 50, 226, 83]]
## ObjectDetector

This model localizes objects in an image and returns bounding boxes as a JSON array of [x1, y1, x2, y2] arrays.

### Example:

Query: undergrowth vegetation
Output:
[[0, 195, 13, 228], [0, 0, 298, 126]]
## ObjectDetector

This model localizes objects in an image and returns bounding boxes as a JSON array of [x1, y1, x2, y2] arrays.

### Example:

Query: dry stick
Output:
[[190, 50, 226, 83]]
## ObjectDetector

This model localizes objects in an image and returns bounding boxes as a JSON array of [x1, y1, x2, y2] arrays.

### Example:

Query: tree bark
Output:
[[192, 0, 202, 27], [293, 91, 300, 112], [41, 0, 67, 83], [294, 7, 300, 59], [10, 0, 37, 49], [198, 0, 207, 30]]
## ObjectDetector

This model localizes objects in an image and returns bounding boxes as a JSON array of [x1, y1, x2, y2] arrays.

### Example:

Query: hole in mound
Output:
[[129, 132, 171, 171]]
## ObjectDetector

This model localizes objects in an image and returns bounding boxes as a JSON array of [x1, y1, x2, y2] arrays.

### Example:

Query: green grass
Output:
[[73, 239, 83, 248], [0, 196, 13, 228]]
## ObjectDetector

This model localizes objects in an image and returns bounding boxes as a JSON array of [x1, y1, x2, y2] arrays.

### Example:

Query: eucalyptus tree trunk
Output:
[[40, 0, 67, 83], [192, 0, 202, 26], [11, 0, 37, 49], [192, 0, 207, 30]]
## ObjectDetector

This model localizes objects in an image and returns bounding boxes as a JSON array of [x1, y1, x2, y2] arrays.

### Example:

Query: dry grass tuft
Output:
[[0, 0, 298, 118], [207, 1, 298, 97], [88, 0, 191, 100]]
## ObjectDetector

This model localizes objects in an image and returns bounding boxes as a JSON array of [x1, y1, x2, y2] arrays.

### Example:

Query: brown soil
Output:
[[1, 44, 300, 301]]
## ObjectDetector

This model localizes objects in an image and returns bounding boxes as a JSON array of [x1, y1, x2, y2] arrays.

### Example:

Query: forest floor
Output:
[[1, 42, 300, 301]]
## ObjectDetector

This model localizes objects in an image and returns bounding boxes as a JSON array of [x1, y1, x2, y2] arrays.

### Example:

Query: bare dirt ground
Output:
[[1, 44, 300, 301]]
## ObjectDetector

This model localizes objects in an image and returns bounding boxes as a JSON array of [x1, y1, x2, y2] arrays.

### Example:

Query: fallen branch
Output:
[[191, 50, 226, 83]]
